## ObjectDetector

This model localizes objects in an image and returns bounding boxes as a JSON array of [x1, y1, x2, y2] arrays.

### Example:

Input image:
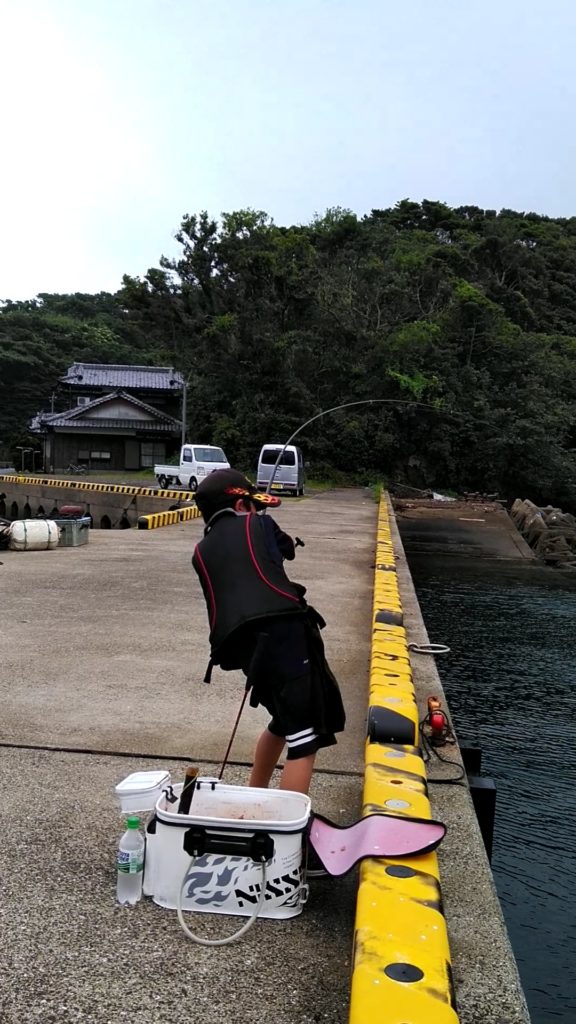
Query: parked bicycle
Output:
[[66, 463, 87, 475]]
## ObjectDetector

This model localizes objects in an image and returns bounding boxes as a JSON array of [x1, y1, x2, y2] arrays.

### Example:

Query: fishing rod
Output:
[[265, 398, 446, 494]]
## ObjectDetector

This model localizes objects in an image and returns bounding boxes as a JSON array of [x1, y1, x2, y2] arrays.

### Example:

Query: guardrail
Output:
[[348, 494, 459, 1024], [137, 506, 202, 529], [0, 474, 194, 502]]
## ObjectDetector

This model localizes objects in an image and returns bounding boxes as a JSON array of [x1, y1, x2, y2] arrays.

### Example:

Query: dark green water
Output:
[[409, 556, 576, 1024]]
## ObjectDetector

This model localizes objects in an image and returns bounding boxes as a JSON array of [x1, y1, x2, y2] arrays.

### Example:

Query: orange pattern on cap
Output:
[[224, 485, 280, 506]]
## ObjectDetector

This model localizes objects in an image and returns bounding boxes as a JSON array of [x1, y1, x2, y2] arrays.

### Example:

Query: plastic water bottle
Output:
[[116, 816, 145, 905]]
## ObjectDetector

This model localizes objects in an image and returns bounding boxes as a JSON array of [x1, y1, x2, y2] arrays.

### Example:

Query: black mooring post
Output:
[[467, 775, 497, 862], [461, 746, 483, 775]]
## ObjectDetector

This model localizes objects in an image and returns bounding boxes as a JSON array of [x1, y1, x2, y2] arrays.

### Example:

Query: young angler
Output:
[[192, 468, 345, 795]]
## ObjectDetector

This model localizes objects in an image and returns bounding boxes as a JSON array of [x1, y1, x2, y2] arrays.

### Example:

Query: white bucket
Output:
[[144, 778, 311, 920], [9, 520, 60, 551]]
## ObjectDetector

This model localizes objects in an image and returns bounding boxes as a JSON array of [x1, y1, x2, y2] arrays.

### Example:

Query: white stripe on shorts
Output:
[[286, 727, 315, 742], [287, 729, 318, 749]]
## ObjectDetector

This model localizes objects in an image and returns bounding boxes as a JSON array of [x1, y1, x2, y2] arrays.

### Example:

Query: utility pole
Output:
[[181, 379, 187, 448], [170, 371, 189, 449]]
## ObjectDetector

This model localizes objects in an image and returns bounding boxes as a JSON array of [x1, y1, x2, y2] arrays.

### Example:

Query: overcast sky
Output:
[[1, 0, 575, 300]]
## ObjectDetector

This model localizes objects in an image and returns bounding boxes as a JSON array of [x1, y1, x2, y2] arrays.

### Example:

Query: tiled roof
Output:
[[30, 391, 182, 435], [60, 362, 185, 390], [52, 419, 178, 433]]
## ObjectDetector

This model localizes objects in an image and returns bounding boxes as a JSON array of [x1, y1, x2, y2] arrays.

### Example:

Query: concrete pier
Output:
[[0, 490, 530, 1023], [394, 497, 535, 560]]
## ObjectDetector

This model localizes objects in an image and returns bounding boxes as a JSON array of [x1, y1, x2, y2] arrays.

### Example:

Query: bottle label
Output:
[[117, 849, 144, 874]]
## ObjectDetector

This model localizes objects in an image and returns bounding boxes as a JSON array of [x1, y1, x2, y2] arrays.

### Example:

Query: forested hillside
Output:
[[2, 200, 576, 504]]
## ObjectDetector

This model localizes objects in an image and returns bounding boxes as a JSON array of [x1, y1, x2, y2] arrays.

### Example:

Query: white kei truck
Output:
[[154, 444, 230, 491]]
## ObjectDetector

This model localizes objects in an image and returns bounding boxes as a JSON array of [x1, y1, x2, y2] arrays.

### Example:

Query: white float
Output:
[[9, 520, 60, 550]]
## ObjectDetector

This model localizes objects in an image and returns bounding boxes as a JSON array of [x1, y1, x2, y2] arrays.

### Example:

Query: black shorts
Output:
[[243, 615, 345, 761]]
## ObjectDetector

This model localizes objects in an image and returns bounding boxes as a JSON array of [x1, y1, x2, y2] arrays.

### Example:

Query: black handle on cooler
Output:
[[183, 826, 275, 863]]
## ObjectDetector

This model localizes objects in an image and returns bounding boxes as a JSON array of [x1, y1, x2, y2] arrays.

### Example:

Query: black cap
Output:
[[194, 468, 281, 521]]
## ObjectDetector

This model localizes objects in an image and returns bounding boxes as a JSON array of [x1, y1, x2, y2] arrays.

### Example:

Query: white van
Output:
[[256, 444, 305, 497]]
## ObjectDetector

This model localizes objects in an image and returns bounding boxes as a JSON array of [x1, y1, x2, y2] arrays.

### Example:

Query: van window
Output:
[[193, 447, 227, 463], [261, 449, 296, 466]]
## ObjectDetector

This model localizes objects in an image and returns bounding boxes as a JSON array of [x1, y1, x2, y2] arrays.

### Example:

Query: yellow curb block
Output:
[[137, 506, 202, 529], [348, 493, 459, 1024]]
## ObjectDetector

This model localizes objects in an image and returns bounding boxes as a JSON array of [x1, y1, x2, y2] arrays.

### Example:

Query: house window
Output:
[[90, 451, 111, 461], [140, 442, 165, 467]]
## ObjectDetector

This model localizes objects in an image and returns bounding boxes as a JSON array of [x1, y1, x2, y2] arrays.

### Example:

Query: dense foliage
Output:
[[2, 200, 576, 504]]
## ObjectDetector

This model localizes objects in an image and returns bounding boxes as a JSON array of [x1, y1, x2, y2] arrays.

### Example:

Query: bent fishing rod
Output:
[[264, 398, 448, 495]]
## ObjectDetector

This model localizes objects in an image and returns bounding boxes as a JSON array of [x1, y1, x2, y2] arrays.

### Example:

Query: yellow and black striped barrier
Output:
[[137, 505, 202, 529], [348, 495, 459, 1024], [0, 474, 194, 502]]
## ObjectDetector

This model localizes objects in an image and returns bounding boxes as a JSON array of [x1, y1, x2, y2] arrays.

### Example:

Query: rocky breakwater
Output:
[[510, 499, 576, 569]]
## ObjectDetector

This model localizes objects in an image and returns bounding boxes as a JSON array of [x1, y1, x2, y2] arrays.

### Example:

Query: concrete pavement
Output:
[[1, 490, 374, 769], [0, 749, 361, 1024], [0, 490, 375, 1024]]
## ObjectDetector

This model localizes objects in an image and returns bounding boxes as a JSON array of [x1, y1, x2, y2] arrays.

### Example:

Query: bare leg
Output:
[[280, 754, 316, 795], [249, 729, 285, 788]]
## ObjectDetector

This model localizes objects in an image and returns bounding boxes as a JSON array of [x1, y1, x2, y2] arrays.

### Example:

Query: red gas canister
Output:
[[427, 696, 449, 745]]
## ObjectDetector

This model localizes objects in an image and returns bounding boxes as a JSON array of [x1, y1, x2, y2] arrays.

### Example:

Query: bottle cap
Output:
[[126, 816, 141, 829]]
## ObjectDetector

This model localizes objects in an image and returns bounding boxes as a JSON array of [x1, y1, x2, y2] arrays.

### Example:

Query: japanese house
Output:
[[30, 363, 184, 472]]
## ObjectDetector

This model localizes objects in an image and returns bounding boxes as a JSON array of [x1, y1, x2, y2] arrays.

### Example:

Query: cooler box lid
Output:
[[115, 770, 171, 796]]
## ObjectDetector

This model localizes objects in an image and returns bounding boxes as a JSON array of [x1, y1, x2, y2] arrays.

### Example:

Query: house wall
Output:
[[49, 434, 173, 472], [86, 400, 152, 421], [52, 434, 126, 472]]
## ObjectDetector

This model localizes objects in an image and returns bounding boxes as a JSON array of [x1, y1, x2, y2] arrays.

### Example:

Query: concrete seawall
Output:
[[0, 475, 192, 528]]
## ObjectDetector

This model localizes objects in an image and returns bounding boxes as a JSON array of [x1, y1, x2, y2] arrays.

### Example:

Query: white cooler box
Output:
[[115, 770, 172, 814], [144, 778, 311, 920]]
